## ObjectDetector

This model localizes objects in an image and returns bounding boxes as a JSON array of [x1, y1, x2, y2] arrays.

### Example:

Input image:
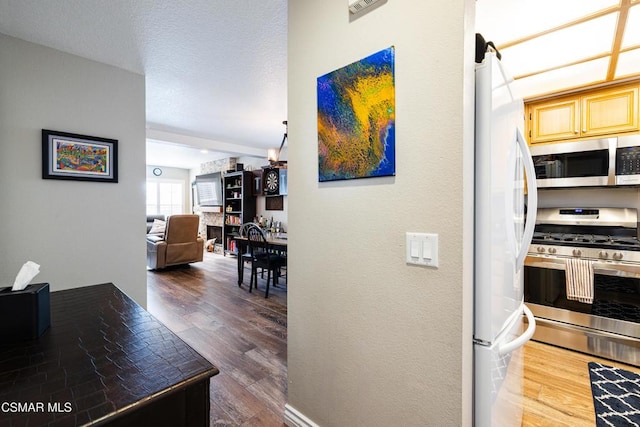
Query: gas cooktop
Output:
[[530, 207, 640, 252], [531, 232, 640, 251]]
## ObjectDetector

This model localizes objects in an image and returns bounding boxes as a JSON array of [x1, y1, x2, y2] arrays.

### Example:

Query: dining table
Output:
[[233, 233, 288, 285]]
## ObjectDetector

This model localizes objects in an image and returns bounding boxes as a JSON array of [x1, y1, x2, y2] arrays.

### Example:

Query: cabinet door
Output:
[[528, 98, 580, 144], [581, 85, 639, 137]]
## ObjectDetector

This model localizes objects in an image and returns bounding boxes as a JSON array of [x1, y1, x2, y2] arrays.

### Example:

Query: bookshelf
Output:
[[223, 171, 256, 255]]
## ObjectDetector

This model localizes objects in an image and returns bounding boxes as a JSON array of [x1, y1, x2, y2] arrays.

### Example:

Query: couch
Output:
[[146, 214, 204, 270], [147, 214, 166, 234]]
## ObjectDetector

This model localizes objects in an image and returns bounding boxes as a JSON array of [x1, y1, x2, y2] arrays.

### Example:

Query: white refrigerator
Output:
[[474, 50, 538, 426]]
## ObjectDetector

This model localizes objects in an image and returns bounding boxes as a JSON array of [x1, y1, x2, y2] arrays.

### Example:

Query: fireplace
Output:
[[197, 158, 235, 255], [207, 225, 222, 242], [206, 225, 223, 254]]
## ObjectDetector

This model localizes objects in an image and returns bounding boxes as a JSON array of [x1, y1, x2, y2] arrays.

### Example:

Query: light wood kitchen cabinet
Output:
[[581, 85, 638, 137], [528, 98, 580, 143], [526, 83, 639, 144]]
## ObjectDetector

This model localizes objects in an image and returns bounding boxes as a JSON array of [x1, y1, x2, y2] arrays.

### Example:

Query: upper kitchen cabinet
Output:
[[527, 98, 580, 144], [581, 85, 639, 137], [526, 83, 640, 144]]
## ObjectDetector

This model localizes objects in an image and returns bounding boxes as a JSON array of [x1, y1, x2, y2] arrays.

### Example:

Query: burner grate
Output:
[[532, 232, 640, 251], [531, 208, 640, 253]]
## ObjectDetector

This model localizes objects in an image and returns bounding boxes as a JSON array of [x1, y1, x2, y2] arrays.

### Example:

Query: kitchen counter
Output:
[[0, 283, 218, 426]]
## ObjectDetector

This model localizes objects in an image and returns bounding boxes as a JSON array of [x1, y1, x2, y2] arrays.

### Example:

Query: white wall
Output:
[[0, 35, 147, 306], [287, 1, 474, 426], [256, 195, 288, 231]]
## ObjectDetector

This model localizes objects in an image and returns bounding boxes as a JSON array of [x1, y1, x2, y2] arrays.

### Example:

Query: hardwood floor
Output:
[[147, 251, 287, 426], [522, 339, 640, 426], [147, 252, 640, 426]]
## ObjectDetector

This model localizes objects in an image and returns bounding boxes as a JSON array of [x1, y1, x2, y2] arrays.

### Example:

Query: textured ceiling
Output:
[[0, 0, 287, 168]]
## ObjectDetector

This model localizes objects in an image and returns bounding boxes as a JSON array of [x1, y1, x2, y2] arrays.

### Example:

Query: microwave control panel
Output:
[[616, 146, 640, 185]]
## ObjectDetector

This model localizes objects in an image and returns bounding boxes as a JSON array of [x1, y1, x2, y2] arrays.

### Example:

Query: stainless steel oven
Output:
[[524, 207, 640, 366]]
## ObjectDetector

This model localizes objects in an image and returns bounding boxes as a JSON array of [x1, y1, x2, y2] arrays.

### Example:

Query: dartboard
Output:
[[264, 169, 279, 195]]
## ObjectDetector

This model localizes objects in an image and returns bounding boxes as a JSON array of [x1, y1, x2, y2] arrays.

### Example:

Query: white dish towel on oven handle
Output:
[[565, 258, 594, 304]]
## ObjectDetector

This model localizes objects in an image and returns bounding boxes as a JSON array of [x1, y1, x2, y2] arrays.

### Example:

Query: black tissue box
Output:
[[0, 283, 51, 343]]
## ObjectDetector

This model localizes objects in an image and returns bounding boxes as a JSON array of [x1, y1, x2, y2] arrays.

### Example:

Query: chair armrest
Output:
[[147, 235, 165, 244], [146, 238, 168, 269]]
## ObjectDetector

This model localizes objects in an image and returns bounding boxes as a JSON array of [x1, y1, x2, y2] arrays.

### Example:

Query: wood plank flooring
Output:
[[147, 252, 640, 426], [147, 251, 287, 426], [521, 339, 640, 426]]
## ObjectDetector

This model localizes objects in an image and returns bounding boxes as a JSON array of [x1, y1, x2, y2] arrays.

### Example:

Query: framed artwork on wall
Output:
[[317, 46, 396, 182], [42, 129, 118, 183], [265, 195, 284, 211]]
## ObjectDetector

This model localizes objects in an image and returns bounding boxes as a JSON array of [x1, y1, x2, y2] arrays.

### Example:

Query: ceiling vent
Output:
[[349, 0, 382, 14]]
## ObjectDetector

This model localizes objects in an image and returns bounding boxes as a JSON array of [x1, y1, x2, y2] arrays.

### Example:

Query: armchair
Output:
[[146, 215, 204, 270]]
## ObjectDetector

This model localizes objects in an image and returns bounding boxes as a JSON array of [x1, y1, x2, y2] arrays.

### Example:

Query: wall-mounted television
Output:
[[195, 172, 223, 206]]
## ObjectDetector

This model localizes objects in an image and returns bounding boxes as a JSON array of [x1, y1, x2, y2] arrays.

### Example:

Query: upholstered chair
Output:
[[146, 215, 204, 270]]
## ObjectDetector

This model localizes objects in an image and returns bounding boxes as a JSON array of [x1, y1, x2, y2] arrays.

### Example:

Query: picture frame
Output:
[[42, 129, 118, 183], [265, 195, 284, 211]]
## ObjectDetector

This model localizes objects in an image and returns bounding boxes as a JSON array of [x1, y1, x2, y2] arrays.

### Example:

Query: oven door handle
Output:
[[499, 304, 536, 356], [516, 128, 537, 269]]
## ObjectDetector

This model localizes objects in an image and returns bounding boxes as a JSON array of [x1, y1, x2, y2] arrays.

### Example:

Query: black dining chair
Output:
[[237, 222, 259, 286], [246, 224, 286, 298]]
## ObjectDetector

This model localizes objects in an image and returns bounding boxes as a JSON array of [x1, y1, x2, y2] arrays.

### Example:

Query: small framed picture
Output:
[[42, 129, 118, 183]]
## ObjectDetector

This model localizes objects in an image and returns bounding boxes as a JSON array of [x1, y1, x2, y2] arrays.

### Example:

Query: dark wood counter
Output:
[[0, 283, 218, 427]]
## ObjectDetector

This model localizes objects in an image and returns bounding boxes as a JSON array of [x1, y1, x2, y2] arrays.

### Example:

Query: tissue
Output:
[[12, 261, 41, 291]]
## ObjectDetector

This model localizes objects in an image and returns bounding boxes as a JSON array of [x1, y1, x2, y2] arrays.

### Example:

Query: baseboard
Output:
[[284, 404, 320, 427]]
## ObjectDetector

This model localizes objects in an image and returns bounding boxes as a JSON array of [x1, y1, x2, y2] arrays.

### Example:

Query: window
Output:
[[146, 180, 185, 216]]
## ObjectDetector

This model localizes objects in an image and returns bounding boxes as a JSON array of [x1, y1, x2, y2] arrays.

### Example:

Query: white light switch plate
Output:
[[406, 232, 438, 268]]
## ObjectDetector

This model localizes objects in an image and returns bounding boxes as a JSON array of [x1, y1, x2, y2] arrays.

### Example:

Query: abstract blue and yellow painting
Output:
[[317, 46, 395, 182]]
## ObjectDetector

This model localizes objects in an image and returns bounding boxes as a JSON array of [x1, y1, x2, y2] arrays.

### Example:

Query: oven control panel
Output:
[[559, 208, 599, 215]]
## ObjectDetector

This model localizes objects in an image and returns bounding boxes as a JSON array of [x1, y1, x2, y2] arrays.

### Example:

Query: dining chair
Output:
[[237, 222, 259, 286], [246, 224, 286, 298]]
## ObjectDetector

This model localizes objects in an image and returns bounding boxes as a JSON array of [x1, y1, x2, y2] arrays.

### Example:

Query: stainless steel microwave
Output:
[[530, 135, 640, 188]]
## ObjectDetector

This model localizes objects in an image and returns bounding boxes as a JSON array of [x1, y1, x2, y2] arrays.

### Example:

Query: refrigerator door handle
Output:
[[516, 128, 537, 269], [499, 304, 536, 356]]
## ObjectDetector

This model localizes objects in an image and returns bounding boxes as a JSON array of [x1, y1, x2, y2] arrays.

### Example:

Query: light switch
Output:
[[406, 232, 438, 268], [423, 234, 438, 267], [410, 240, 420, 258], [422, 240, 432, 259]]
